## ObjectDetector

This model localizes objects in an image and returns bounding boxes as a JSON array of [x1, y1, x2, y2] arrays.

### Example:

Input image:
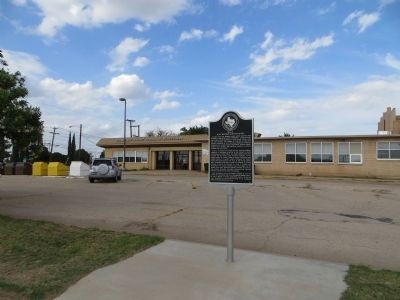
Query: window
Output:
[[112, 151, 123, 163], [311, 142, 333, 163], [254, 143, 272, 162], [126, 151, 135, 162], [286, 142, 306, 163], [136, 151, 148, 163], [112, 151, 148, 163], [377, 141, 400, 160], [338, 142, 362, 164]]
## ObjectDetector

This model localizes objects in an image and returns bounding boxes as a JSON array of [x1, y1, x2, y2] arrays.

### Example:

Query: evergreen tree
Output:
[[67, 132, 71, 159], [71, 134, 76, 160]]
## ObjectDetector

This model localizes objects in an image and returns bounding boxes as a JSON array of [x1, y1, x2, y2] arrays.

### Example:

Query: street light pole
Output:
[[119, 98, 127, 170]]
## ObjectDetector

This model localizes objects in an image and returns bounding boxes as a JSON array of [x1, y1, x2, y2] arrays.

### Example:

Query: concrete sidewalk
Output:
[[57, 240, 348, 300]]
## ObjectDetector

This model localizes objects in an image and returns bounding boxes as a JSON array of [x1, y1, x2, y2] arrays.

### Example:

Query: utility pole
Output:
[[126, 119, 135, 137], [49, 127, 59, 153], [133, 124, 140, 137]]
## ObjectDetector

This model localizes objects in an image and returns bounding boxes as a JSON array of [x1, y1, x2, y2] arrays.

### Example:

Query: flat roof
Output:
[[97, 133, 400, 148], [256, 134, 400, 140], [97, 134, 208, 147]]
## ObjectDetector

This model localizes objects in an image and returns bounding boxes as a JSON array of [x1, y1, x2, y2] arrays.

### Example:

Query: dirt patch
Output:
[[124, 221, 158, 231], [278, 209, 394, 225], [371, 189, 392, 195]]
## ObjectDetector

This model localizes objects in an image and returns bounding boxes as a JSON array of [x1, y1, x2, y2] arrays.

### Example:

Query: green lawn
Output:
[[0, 215, 163, 299], [341, 265, 400, 300]]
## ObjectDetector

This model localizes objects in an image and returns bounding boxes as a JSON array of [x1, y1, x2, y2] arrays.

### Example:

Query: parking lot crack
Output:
[[123, 208, 184, 231]]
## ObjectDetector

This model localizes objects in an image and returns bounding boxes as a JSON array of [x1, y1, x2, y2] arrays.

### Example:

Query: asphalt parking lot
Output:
[[0, 172, 399, 270]]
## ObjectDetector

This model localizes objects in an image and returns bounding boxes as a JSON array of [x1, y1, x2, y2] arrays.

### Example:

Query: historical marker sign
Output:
[[209, 111, 254, 184]]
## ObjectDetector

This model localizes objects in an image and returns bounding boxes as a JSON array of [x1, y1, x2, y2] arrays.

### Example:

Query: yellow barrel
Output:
[[32, 162, 48, 176], [48, 162, 68, 176]]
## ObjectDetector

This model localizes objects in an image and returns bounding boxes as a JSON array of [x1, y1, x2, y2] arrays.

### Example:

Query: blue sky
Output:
[[1, 0, 400, 155]]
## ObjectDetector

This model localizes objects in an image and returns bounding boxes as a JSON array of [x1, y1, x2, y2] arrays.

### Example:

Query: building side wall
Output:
[[378, 107, 397, 132], [254, 138, 400, 178], [393, 119, 400, 134]]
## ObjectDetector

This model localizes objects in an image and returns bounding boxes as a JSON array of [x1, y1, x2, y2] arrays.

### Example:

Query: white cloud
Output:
[[317, 2, 336, 15], [154, 90, 179, 100], [134, 23, 150, 32], [221, 25, 243, 43], [106, 74, 151, 102], [343, 10, 380, 33], [153, 90, 181, 110], [2, 49, 47, 80], [179, 28, 218, 41], [379, 0, 398, 8], [228, 75, 245, 86], [153, 99, 181, 111], [133, 56, 150, 68], [160, 45, 175, 54], [248, 31, 334, 77], [11, 0, 27, 6], [261, 0, 297, 8], [384, 53, 400, 71], [219, 0, 241, 6], [240, 75, 400, 136], [21, 0, 193, 37], [107, 37, 148, 72], [38, 78, 105, 110]]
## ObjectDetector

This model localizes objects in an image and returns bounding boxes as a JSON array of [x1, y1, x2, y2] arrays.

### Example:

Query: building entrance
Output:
[[156, 151, 170, 170], [174, 151, 189, 170], [192, 150, 201, 171]]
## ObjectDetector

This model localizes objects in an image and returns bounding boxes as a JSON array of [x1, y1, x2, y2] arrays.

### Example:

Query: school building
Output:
[[97, 108, 400, 178]]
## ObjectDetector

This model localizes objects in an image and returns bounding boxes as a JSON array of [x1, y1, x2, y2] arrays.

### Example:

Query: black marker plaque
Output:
[[209, 111, 254, 184]]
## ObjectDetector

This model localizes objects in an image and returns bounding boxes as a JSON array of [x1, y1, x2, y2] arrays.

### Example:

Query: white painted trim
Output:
[[337, 142, 363, 165], [376, 141, 400, 160], [310, 142, 334, 164], [285, 142, 307, 163]]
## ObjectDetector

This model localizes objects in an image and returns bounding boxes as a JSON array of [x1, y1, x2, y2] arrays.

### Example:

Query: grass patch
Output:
[[0, 215, 163, 299], [341, 265, 400, 300]]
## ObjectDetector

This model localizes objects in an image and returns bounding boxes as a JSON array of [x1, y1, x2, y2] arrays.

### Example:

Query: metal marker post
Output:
[[227, 185, 235, 262]]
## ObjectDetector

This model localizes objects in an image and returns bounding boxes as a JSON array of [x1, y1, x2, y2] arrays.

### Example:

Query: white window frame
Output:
[[310, 142, 334, 164], [254, 143, 272, 163], [376, 141, 400, 160], [135, 151, 148, 163], [112, 150, 148, 163], [338, 142, 363, 165], [285, 142, 307, 163]]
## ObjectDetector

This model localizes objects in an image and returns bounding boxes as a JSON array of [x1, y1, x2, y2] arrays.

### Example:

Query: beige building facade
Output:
[[378, 107, 400, 134], [97, 133, 400, 178]]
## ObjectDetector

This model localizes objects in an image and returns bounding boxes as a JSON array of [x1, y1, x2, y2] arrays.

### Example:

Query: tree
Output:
[[145, 128, 176, 137], [71, 133, 76, 160], [0, 49, 44, 162], [180, 125, 208, 135], [279, 132, 293, 137], [67, 132, 72, 163], [50, 152, 68, 163], [74, 148, 91, 164], [36, 146, 51, 162]]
